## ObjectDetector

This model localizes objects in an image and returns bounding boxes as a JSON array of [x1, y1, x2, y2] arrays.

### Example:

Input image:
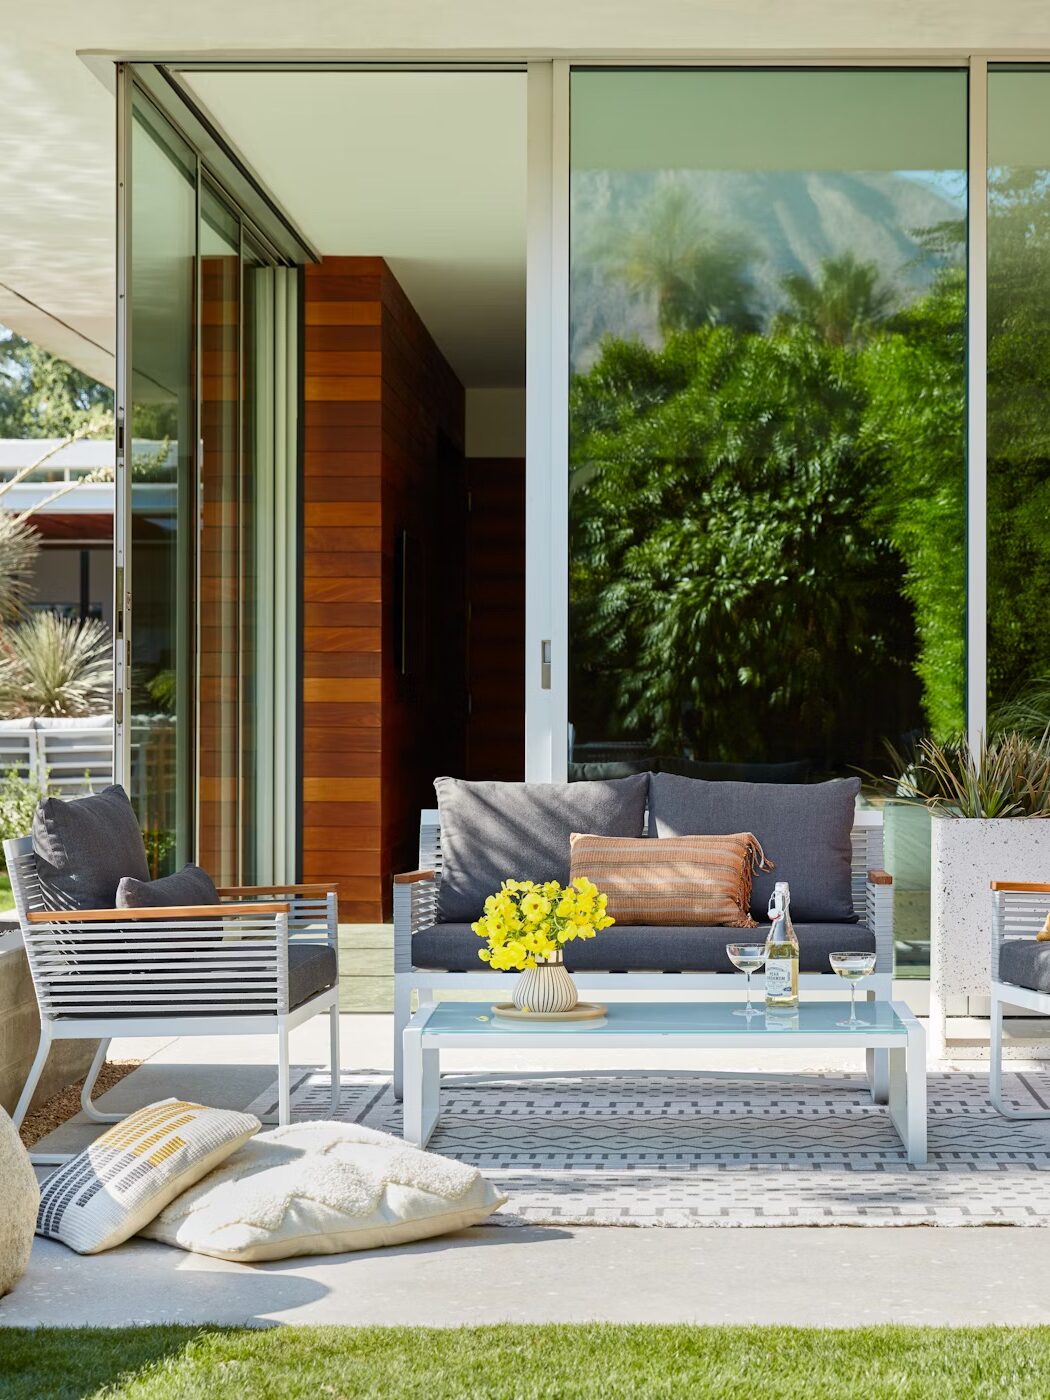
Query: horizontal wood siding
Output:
[[302, 258, 465, 920]]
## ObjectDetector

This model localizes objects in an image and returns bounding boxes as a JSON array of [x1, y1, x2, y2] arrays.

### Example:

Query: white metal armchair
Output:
[[990, 880, 1050, 1118], [5, 835, 341, 1162]]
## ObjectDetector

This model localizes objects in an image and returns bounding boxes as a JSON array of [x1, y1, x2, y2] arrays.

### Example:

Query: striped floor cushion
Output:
[[36, 1098, 260, 1254], [569, 832, 772, 927]]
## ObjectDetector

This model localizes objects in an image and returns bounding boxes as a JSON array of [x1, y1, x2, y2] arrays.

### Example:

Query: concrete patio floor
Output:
[[7, 1010, 1050, 1329]]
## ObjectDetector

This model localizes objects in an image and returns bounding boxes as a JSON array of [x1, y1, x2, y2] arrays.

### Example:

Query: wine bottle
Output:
[[764, 881, 799, 1009]]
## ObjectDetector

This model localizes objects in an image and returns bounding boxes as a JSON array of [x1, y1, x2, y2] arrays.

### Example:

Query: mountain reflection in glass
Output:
[[567, 69, 968, 784]]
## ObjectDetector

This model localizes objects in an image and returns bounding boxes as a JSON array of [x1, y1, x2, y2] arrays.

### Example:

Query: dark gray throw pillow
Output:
[[434, 774, 650, 922], [116, 863, 219, 910], [648, 774, 861, 922], [32, 784, 150, 911]]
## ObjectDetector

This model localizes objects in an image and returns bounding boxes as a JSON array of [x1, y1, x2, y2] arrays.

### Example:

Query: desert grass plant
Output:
[[0, 611, 111, 718], [884, 730, 1050, 819], [0, 511, 40, 621]]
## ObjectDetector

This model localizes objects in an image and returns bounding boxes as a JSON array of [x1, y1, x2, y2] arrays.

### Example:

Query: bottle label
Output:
[[765, 962, 793, 998]]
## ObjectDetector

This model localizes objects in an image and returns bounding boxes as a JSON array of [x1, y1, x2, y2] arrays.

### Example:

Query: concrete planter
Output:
[[929, 815, 1050, 1057]]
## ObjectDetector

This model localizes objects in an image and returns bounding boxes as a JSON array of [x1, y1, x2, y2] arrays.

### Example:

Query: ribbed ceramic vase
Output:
[[512, 951, 578, 1013]]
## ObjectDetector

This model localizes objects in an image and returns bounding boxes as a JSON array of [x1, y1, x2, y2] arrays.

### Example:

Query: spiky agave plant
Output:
[[0, 612, 112, 718], [888, 730, 1050, 819], [0, 512, 40, 621]]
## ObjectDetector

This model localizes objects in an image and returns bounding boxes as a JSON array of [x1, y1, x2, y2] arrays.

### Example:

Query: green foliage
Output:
[[859, 270, 967, 738], [0, 766, 46, 871], [985, 171, 1050, 723], [588, 185, 759, 336], [0, 327, 112, 438], [0, 512, 41, 621], [0, 613, 111, 718], [570, 323, 923, 767], [779, 252, 895, 348], [885, 730, 1050, 819]]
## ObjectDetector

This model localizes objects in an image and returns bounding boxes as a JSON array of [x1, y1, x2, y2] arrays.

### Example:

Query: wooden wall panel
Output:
[[301, 258, 465, 920], [197, 255, 240, 884]]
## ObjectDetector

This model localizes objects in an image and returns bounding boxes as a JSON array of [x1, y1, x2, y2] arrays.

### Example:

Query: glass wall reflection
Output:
[[129, 92, 196, 875], [568, 69, 969, 974], [987, 69, 1050, 743]]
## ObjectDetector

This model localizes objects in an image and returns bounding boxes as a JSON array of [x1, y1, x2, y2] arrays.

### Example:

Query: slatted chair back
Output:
[[4, 834, 292, 1023]]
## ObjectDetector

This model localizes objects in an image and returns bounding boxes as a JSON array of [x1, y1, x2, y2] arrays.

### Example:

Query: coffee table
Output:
[[402, 1000, 927, 1163]]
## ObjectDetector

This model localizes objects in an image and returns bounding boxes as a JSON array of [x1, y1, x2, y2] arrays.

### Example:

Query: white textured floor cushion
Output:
[[37, 1099, 260, 1254], [140, 1120, 507, 1262]]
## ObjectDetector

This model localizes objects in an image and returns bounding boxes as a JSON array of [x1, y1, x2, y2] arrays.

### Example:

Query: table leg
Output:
[[866, 1048, 890, 1104], [887, 1033, 927, 1166], [402, 1024, 441, 1149]]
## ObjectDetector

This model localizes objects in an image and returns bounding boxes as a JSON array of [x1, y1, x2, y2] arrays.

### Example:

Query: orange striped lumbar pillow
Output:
[[569, 832, 773, 928]]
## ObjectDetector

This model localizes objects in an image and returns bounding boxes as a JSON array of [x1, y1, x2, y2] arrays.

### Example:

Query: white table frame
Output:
[[402, 999, 927, 1164]]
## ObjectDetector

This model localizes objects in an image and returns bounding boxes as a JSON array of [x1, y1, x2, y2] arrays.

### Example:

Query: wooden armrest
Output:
[[991, 882, 1050, 893], [27, 902, 291, 923], [867, 869, 893, 886], [218, 884, 335, 897], [393, 869, 436, 885]]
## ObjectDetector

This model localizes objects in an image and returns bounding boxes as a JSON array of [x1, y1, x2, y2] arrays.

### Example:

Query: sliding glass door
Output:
[[567, 68, 968, 784], [119, 76, 299, 883], [987, 68, 1050, 739], [127, 91, 196, 875]]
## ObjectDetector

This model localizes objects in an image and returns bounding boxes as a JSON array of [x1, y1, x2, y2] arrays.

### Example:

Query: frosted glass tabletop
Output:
[[418, 1001, 910, 1037]]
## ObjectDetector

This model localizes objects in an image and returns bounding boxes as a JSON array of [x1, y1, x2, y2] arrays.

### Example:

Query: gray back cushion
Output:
[[434, 775, 650, 922], [117, 863, 218, 910], [32, 784, 151, 911], [649, 774, 860, 922]]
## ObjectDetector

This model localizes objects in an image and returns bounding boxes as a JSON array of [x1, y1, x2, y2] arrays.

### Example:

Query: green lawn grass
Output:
[[0, 873, 13, 913], [1, 1325, 1049, 1400]]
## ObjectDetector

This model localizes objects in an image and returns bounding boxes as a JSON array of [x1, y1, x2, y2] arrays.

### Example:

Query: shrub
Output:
[[0, 613, 111, 718], [0, 767, 46, 873]]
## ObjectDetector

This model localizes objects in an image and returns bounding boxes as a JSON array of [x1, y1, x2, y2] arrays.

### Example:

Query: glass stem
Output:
[[849, 984, 857, 1026], [745, 970, 752, 1013]]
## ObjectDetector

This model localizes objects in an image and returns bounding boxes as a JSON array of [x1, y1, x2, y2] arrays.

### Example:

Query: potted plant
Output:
[[888, 731, 1050, 1057], [472, 877, 615, 1013]]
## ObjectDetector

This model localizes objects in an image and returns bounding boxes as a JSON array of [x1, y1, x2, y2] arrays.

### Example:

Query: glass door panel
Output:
[[987, 68, 1050, 738], [568, 68, 968, 975], [129, 91, 196, 875]]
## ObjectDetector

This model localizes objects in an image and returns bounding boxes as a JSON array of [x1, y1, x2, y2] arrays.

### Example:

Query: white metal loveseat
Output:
[[6, 834, 341, 1162], [393, 807, 893, 1099]]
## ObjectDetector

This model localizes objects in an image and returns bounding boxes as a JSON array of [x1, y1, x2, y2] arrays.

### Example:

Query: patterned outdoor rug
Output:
[[246, 1068, 1050, 1227]]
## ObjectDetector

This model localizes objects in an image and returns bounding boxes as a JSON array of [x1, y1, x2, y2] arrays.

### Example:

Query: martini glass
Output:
[[829, 951, 878, 1027], [727, 943, 767, 1018]]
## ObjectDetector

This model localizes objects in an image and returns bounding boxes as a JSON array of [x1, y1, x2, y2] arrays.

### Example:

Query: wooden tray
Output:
[[491, 1002, 608, 1023]]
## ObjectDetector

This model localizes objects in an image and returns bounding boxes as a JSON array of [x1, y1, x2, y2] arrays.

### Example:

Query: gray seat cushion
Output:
[[433, 774, 650, 922], [998, 939, 1050, 995], [288, 942, 338, 1009], [116, 863, 219, 909], [32, 784, 151, 911], [411, 921, 875, 974], [649, 774, 860, 922]]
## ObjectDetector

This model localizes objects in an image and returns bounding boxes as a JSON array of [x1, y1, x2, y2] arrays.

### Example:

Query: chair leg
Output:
[[277, 1020, 291, 1126], [393, 977, 413, 1102], [329, 1002, 342, 1114], [989, 993, 1050, 1118], [80, 1038, 121, 1123], [12, 1027, 52, 1130]]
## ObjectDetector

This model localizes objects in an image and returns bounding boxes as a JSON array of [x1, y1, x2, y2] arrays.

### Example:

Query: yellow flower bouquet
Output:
[[472, 877, 615, 972]]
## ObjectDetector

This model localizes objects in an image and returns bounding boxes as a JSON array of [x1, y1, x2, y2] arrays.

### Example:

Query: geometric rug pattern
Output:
[[245, 1069, 1050, 1227]]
